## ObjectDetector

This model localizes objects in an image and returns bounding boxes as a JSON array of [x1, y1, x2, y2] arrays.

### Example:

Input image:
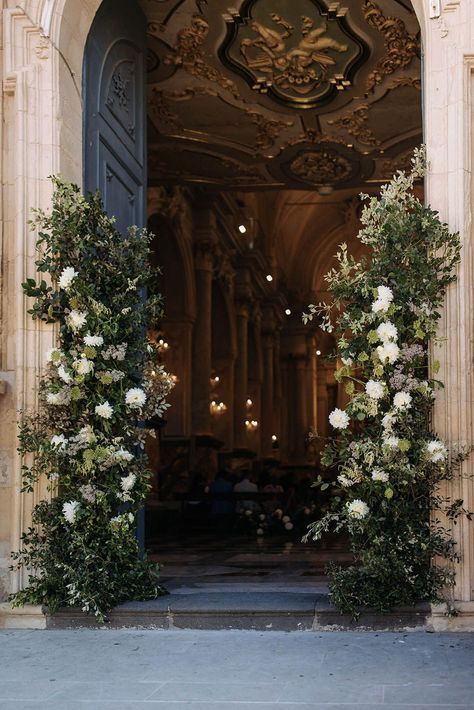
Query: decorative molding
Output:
[[363, 0, 419, 93], [289, 148, 352, 184], [331, 104, 381, 146], [247, 111, 294, 152], [164, 15, 240, 99]]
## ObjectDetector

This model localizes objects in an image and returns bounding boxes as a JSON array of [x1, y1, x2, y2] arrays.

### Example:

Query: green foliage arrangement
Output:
[[10, 179, 174, 621], [303, 148, 471, 616]]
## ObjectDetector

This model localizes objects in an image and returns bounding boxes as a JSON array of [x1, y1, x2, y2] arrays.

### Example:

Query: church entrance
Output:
[[83, 0, 422, 590]]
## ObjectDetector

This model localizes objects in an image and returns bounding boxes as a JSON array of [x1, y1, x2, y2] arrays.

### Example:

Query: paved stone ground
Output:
[[0, 629, 473, 709]]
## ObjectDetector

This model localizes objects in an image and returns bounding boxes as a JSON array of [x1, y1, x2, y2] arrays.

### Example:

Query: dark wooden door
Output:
[[83, 0, 146, 233]]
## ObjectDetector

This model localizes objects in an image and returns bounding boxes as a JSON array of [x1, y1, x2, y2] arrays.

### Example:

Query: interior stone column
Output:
[[261, 307, 275, 457], [233, 298, 250, 449], [191, 217, 216, 436], [294, 355, 309, 462]]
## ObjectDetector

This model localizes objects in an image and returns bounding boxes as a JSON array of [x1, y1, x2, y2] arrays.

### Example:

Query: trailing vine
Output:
[[10, 179, 174, 621], [303, 148, 471, 615]]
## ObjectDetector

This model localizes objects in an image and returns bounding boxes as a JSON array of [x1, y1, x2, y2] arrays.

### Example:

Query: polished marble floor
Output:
[[147, 529, 352, 594]]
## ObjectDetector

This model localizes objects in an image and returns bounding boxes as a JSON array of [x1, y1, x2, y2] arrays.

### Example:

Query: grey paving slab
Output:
[[50, 681, 165, 702]]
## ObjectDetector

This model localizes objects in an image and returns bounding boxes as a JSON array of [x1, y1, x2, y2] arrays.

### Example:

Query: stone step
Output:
[[44, 592, 431, 632]]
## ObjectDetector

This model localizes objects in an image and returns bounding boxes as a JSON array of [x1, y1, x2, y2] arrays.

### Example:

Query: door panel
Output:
[[83, 0, 146, 233]]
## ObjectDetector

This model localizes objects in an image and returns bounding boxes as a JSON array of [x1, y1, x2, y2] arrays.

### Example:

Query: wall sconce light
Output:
[[157, 338, 170, 353], [316, 350, 322, 356], [210, 375, 220, 386], [266, 274, 273, 282], [246, 398, 253, 408], [245, 419, 258, 430], [238, 224, 247, 234]]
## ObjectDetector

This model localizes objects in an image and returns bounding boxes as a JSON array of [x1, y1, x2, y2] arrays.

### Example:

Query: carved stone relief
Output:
[[289, 149, 352, 184]]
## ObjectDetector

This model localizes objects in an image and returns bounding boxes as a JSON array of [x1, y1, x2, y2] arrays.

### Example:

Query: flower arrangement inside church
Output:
[[303, 147, 471, 615], [10, 178, 174, 621]]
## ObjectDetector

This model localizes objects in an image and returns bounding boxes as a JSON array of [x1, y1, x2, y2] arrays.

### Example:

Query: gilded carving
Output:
[[381, 149, 416, 179], [149, 89, 183, 130], [221, 0, 365, 108], [331, 104, 380, 146], [247, 112, 294, 152], [164, 16, 240, 99], [364, 0, 418, 92], [290, 149, 351, 184]]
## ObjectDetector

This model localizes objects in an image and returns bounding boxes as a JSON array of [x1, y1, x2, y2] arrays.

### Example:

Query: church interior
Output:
[[138, 0, 422, 582]]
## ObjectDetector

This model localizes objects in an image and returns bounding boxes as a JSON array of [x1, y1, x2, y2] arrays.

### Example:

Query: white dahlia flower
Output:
[[58, 266, 78, 291], [377, 341, 400, 365], [114, 447, 134, 463], [365, 379, 385, 400], [393, 391, 412, 410], [376, 321, 398, 343], [376, 285, 394, 303], [62, 500, 80, 524], [381, 413, 396, 430], [84, 335, 104, 347], [57, 365, 72, 384], [329, 408, 350, 430], [73, 358, 94, 376], [426, 440, 448, 463], [371, 469, 389, 482], [95, 401, 113, 419], [120, 473, 136, 492], [383, 435, 400, 449], [125, 387, 147, 409], [66, 310, 88, 332], [347, 499, 369, 519]]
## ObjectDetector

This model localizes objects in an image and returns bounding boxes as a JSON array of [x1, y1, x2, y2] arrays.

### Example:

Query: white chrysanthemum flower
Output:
[[383, 435, 400, 449], [372, 298, 390, 314], [62, 500, 80, 524], [376, 321, 398, 343], [120, 473, 136, 492], [125, 387, 147, 409], [78, 425, 96, 444], [58, 266, 78, 291], [46, 347, 63, 365], [341, 356, 353, 367], [382, 413, 396, 430], [66, 310, 88, 332], [371, 469, 389, 482], [376, 285, 394, 303], [377, 342, 400, 365], [365, 379, 385, 400], [329, 408, 350, 430], [46, 389, 71, 406], [51, 434, 67, 450], [95, 401, 113, 419], [347, 499, 369, 519], [426, 439, 448, 463], [84, 335, 104, 347], [114, 447, 134, 463], [57, 365, 72, 384], [393, 391, 412, 410], [72, 358, 94, 376], [337, 474, 355, 488]]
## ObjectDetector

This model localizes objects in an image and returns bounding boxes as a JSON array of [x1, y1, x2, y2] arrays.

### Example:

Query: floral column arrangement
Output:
[[303, 148, 470, 615], [10, 179, 174, 621]]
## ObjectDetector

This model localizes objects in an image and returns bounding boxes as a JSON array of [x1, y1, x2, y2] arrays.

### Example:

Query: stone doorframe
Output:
[[1, 0, 473, 626]]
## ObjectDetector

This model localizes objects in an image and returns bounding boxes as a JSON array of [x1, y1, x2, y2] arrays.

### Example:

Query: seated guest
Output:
[[209, 470, 234, 516], [233, 469, 259, 512]]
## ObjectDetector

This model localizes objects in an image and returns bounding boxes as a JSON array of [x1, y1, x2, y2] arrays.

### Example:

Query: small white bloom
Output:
[[58, 266, 78, 291], [393, 391, 412, 410], [46, 347, 63, 365], [78, 425, 96, 444], [426, 440, 448, 463], [120, 473, 136, 492], [329, 408, 350, 430], [383, 435, 400, 449], [376, 321, 398, 343], [371, 469, 389, 483], [128, 512, 134, 524], [46, 392, 61, 405], [51, 434, 67, 450], [95, 401, 113, 419], [57, 365, 72, 383], [273, 508, 283, 518], [284, 522, 294, 531], [66, 310, 88, 332], [256, 527, 264, 535], [114, 447, 134, 463], [376, 286, 394, 303], [84, 335, 104, 347], [125, 387, 147, 409], [337, 474, 354, 488], [377, 341, 400, 365], [282, 515, 291, 524], [49, 471, 60, 481], [365, 379, 385, 400], [73, 358, 94, 376], [62, 500, 80, 524], [341, 356, 353, 367], [382, 413, 396, 430], [372, 298, 390, 314], [347, 499, 369, 520]]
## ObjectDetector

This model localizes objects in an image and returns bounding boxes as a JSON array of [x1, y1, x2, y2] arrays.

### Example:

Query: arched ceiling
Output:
[[141, 0, 421, 192]]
